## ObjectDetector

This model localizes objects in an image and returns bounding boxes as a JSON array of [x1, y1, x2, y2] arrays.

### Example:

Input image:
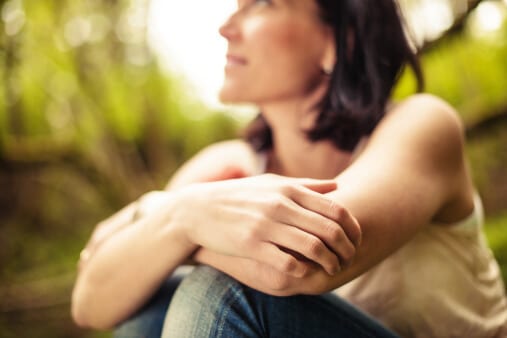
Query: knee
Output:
[[114, 273, 185, 338], [161, 265, 245, 337], [166, 265, 240, 314]]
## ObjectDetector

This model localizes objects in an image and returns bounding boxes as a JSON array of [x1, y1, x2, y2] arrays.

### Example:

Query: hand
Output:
[[193, 248, 313, 295], [171, 174, 361, 277]]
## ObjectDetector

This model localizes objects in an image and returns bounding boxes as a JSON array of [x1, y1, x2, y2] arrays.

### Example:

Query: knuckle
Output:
[[265, 197, 288, 217], [278, 183, 294, 196], [334, 204, 347, 220], [293, 263, 310, 278], [250, 214, 265, 230], [306, 237, 323, 257], [352, 221, 363, 245], [341, 245, 356, 263], [327, 200, 345, 220], [325, 221, 344, 243], [241, 226, 261, 248], [342, 215, 362, 247], [279, 255, 297, 273], [327, 257, 341, 274]]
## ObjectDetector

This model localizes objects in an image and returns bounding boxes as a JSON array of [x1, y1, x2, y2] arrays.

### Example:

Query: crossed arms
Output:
[[71, 94, 473, 329]]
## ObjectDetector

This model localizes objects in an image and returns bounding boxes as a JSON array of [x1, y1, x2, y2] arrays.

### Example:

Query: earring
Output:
[[322, 66, 333, 76]]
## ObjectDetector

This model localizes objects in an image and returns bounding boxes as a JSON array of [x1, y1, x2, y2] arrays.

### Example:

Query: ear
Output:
[[321, 30, 336, 75]]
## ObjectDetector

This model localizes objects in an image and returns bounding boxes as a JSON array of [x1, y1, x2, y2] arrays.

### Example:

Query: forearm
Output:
[[193, 248, 278, 294], [191, 180, 437, 298], [277, 172, 446, 295], [193, 248, 320, 296], [72, 207, 197, 329]]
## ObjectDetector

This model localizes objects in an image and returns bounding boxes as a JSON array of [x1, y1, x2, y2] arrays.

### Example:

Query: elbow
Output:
[[71, 301, 116, 330], [71, 300, 93, 329], [71, 289, 91, 329], [71, 284, 117, 330]]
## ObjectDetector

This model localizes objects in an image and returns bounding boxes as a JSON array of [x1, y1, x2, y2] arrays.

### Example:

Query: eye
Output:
[[255, 0, 273, 5], [238, 0, 272, 10]]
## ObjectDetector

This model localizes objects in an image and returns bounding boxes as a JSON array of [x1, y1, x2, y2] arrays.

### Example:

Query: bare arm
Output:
[[193, 94, 474, 295], [71, 141, 361, 328], [71, 141, 252, 329], [292, 95, 472, 294], [72, 198, 197, 329]]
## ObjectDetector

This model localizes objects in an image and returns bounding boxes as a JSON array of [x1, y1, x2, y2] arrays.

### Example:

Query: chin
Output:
[[219, 87, 249, 105]]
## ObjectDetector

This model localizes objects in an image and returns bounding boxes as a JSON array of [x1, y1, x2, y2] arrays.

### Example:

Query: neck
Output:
[[267, 129, 353, 179], [258, 87, 353, 179]]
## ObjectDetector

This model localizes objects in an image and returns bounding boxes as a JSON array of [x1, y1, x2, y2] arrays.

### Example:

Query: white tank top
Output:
[[255, 151, 507, 337], [334, 194, 507, 337]]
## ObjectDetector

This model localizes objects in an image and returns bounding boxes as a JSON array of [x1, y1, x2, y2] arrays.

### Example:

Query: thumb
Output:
[[202, 166, 248, 182], [296, 178, 337, 194]]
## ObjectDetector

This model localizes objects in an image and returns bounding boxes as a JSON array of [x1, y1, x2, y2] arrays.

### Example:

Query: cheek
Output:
[[220, 17, 328, 103], [251, 19, 324, 74], [253, 20, 310, 58]]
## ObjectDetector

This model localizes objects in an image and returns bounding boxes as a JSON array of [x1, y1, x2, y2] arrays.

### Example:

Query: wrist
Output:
[[136, 191, 171, 220], [162, 191, 199, 254], [135, 190, 198, 255]]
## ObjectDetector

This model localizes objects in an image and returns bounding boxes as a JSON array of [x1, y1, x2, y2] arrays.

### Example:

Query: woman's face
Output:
[[219, 0, 335, 106]]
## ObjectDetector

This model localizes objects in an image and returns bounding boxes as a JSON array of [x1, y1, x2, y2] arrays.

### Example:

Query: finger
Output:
[[333, 206, 362, 249], [278, 201, 356, 268], [288, 209, 356, 267], [291, 187, 362, 247], [289, 178, 337, 194], [266, 224, 341, 275], [254, 242, 310, 278], [202, 166, 247, 182]]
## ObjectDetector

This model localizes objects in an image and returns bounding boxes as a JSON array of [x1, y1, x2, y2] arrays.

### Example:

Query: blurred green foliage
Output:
[[0, 0, 506, 337], [0, 0, 238, 337], [395, 2, 507, 215]]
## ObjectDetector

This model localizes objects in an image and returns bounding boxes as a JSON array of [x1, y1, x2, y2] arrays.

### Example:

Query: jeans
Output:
[[115, 266, 399, 338], [114, 273, 185, 338]]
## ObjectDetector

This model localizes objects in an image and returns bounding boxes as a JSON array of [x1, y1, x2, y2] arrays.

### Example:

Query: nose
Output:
[[219, 11, 240, 41]]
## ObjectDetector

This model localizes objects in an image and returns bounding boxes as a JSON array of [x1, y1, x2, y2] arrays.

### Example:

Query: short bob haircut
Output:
[[244, 0, 424, 152]]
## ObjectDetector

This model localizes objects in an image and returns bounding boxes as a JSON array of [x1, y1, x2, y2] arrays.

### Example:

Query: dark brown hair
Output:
[[244, 0, 424, 152]]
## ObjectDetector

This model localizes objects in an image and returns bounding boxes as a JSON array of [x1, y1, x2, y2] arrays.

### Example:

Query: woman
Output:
[[72, 0, 507, 336]]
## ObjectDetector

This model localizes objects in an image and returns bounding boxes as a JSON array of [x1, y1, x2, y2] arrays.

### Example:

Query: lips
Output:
[[225, 54, 247, 68]]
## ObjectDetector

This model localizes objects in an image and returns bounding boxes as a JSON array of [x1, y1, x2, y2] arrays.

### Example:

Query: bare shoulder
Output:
[[384, 93, 464, 138], [365, 94, 472, 219], [355, 93, 469, 196], [370, 93, 466, 157], [166, 139, 261, 190], [340, 94, 473, 225]]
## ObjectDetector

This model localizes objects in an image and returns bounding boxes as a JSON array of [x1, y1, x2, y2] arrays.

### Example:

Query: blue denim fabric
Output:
[[161, 266, 399, 338], [114, 273, 185, 338]]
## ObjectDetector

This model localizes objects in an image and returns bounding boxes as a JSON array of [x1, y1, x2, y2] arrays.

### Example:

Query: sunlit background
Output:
[[146, 0, 507, 109], [148, 0, 235, 109], [0, 1, 506, 337]]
